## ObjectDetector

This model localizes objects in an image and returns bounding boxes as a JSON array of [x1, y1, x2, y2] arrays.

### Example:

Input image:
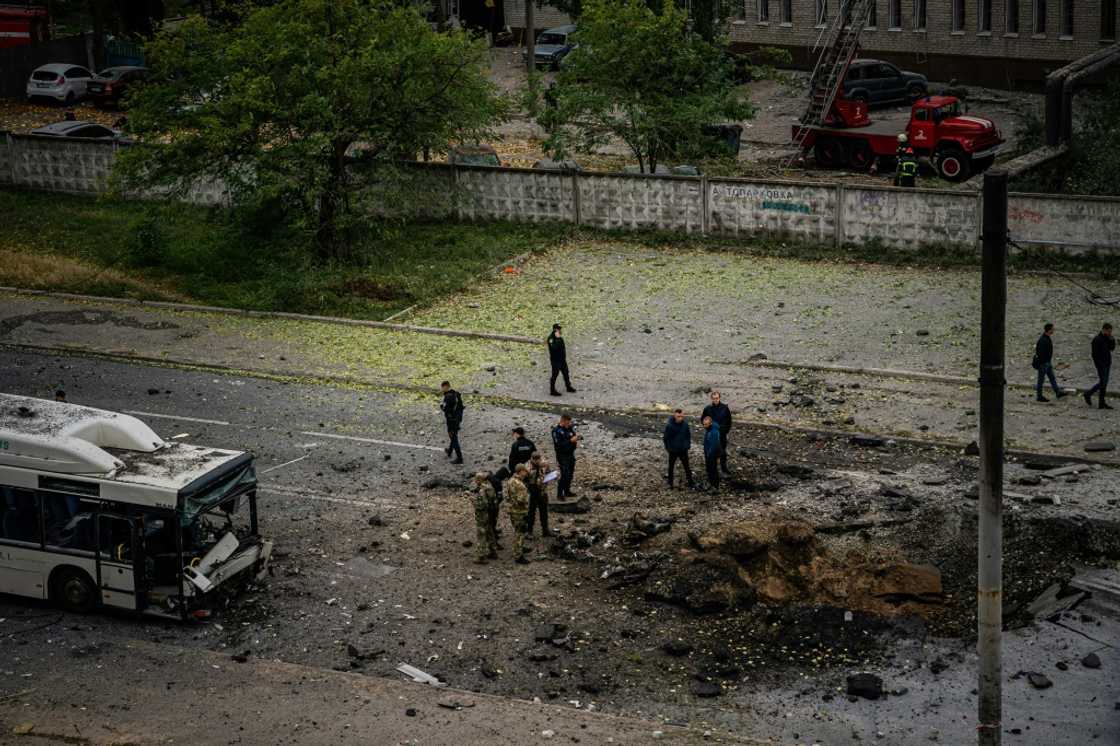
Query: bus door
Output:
[[96, 514, 139, 611]]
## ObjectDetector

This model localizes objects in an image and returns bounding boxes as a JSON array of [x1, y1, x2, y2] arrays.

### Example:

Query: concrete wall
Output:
[[709, 179, 838, 242], [842, 185, 980, 248], [457, 165, 576, 223], [1009, 192, 1120, 252], [3, 136, 1119, 253]]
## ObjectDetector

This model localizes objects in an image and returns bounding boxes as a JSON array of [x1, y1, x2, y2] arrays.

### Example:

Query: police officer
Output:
[[469, 472, 499, 563], [439, 381, 464, 464], [701, 391, 732, 475], [508, 427, 536, 471], [506, 464, 532, 563], [526, 452, 553, 537], [552, 413, 580, 498], [548, 324, 576, 397]]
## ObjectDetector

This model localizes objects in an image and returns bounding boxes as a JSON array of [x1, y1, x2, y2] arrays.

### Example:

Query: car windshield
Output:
[[32, 70, 59, 81], [537, 32, 566, 45]]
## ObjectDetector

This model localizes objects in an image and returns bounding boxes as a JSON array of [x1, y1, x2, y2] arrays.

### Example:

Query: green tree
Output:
[[1066, 80, 1120, 197], [113, 0, 506, 261], [538, 0, 749, 174]]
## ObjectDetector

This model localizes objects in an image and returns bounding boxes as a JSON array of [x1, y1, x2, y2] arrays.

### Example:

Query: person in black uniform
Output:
[[700, 390, 732, 474], [439, 381, 464, 464], [1032, 323, 1067, 402], [508, 427, 537, 471], [547, 324, 576, 397], [551, 413, 580, 498], [1084, 323, 1115, 410]]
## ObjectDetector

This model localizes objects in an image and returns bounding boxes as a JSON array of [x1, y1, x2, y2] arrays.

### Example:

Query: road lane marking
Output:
[[261, 483, 401, 509], [260, 453, 312, 474], [298, 431, 443, 452], [125, 410, 231, 426]]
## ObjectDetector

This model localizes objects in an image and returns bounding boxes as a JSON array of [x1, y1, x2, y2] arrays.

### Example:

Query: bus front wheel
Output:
[[51, 568, 97, 613]]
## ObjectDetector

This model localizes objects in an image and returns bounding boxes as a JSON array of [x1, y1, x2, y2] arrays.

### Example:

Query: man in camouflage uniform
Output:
[[505, 464, 532, 564], [469, 472, 499, 564], [526, 452, 553, 538]]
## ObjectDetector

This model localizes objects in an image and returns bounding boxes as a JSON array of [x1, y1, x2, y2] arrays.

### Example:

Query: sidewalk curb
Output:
[[0, 286, 540, 346], [5, 340, 1114, 467]]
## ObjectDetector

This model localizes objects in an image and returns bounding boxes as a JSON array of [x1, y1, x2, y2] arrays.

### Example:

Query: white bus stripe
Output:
[[298, 431, 443, 452]]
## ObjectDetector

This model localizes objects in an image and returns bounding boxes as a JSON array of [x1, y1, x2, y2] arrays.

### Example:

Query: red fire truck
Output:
[[0, 3, 49, 49]]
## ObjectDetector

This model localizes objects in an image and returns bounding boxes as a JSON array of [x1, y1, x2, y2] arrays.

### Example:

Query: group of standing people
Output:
[[460, 417, 582, 565], [1033, 322, 1115, 409], [662, 391, 734, 491]]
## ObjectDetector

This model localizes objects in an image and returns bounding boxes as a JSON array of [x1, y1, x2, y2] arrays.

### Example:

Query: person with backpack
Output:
[[439, 380, 465, 464]]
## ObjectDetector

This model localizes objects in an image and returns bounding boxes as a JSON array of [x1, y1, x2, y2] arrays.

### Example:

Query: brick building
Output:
[[504, 0, 1118, 85]]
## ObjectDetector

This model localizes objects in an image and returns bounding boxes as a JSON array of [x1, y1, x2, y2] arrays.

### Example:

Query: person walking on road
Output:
[[662, 408, 695, 490], [439, 381, 465, 464], [506, 464, 532, 564], [508, 427, 537, 472], [526, 452, 553, 538], [701, 391, 732, 474], [702, 416, 721, 491], [1084, 323, 1115, 410], [552, 413, 580, 498], [469, 472, 499, 564], [1033, 324, 1068, 403], [548, 324, 577, 397]]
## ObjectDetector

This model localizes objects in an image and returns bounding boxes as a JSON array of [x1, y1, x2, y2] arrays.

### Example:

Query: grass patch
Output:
[[3, 187, 1114, 324], [1, 188, 571, 319]]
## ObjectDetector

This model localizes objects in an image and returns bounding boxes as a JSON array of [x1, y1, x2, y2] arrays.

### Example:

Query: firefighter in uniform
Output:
[[894, 134, 919, 188]]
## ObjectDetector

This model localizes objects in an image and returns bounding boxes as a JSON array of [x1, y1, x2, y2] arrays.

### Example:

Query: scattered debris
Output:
[[624, 513, 673, 545], [1082, 653, 1102, 669], [851, 435, 886, 448], [1027, 672, 1053, 690], [550, 497, 592, 514], [422, 477, 465, 490], [1083, 442, 1116, 453], [846, 673, 883, 700], [396, 663, 446, 687]]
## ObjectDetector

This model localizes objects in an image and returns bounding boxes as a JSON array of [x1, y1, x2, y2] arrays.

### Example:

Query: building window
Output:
[[1006, 0, 1020, 32], [1060, 0, 1073, 34], [1104, 0, 1117, 39], [816, 0, 828, 25], [1034, 0, 1047, 32], [952, 0, 965, 29], [914, 0, 927, 29], [759, 0, 770, 21], [979, 0, 992, 30], [889, 0, 901, 27], [868, 0, 878, 26], [781, 0, 793, 23]]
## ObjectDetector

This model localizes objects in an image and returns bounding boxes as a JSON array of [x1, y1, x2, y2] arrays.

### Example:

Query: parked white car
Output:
[[26, 63, 93, 104]]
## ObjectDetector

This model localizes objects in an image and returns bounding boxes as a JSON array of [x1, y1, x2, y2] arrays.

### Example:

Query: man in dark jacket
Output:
[[1084, 323, 1115, 410], [439, 381, 464, 464], [1033, 323, 1068, 403], [663, 409, 694, 489], [547, 324, 576, 397], [702, 416, 721, 490], [508, 427, 537, 471], [701, 390, 732, 474], [551, 413, 580, 498]]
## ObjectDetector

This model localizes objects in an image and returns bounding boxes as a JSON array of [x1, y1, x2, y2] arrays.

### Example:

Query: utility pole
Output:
[[977, 169, 1008, 746], [525, 0, 535, 73]]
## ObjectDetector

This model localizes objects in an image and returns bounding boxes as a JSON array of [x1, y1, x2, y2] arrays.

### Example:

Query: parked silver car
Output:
[[26, 63, 93, 104]]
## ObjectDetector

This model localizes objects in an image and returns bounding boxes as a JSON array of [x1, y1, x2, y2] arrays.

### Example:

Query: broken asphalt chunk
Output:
[[1082, 653, 1102, 669], [1027, 672, 1053, 689], [850, 435, 885, 448], [846, 673, 883, 700]]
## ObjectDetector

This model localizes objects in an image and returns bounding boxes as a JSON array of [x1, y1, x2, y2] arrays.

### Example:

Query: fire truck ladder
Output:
[[788, 0, 876, 165]]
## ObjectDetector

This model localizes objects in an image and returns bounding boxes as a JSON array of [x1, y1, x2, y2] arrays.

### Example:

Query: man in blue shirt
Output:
[[662, 409, 694, 489], [551, 413, 580, 498], [702, 416, 721, 491]]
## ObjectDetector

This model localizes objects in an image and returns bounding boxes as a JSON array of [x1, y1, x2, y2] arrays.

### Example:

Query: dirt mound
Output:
[[650, 520, 944, 619]]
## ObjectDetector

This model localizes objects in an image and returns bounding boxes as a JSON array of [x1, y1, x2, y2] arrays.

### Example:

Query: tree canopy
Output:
[[538, 0, 750, 174], [113, 0, 507, 260]]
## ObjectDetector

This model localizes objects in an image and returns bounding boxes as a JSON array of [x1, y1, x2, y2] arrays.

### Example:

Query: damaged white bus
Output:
[[0, 394, 272, 620]]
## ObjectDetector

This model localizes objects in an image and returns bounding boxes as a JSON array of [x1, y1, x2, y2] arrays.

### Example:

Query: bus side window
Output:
[[1, 486, 41, 544], [42, 493, 96, 552]]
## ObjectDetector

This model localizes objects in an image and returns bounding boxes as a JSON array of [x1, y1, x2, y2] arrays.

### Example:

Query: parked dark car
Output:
[[87, 66, 148, 109], [842, 59, 927, 106], [30, 120, 129, 142], [524, 24, 576, 70]]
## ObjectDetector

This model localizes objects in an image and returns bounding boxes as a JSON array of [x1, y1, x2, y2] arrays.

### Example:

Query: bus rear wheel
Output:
[[52, 568, 97, 613]]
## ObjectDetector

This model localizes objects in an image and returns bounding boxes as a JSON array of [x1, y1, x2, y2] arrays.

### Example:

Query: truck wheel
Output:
[[51, 567, 97, 613], [936, 147, 971, 182], [813, 138, 847, 168], [847, 140, 874, 171]]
